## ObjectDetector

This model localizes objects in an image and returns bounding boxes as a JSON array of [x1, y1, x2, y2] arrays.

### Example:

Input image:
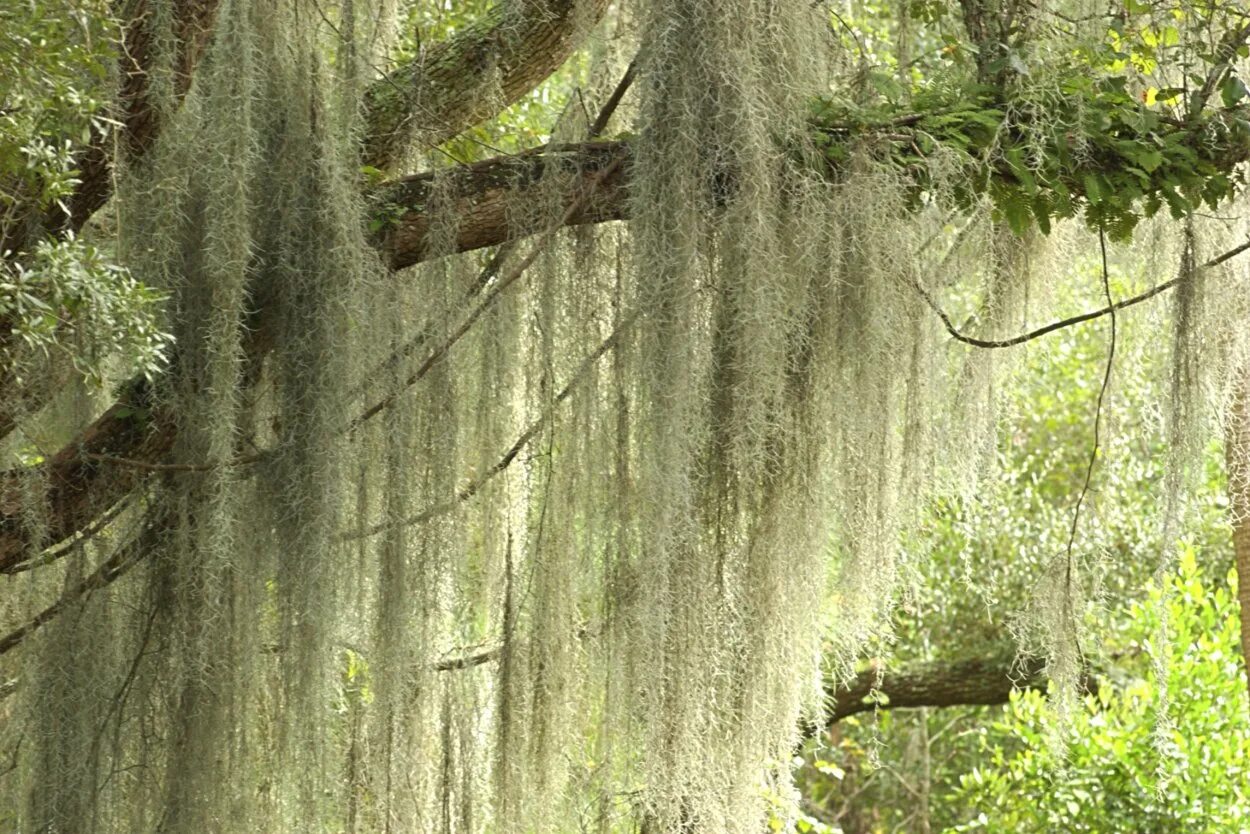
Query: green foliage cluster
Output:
[[796, 255, 1236, 832], [948, 552, 1250, 833], [0, 236, 170, 384], [809, 78, 1250, 240], [0, 0, 115, 225], [0, 1, 171, 386]]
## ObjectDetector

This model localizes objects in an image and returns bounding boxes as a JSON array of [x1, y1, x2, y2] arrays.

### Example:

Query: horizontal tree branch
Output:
[[377, 140, 630, 269], [11, 89, 1250, 574], [829, 651, 1053, 724]]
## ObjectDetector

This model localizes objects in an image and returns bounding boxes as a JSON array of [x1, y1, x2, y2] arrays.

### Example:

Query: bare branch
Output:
[[916, 237, 1250, 350]]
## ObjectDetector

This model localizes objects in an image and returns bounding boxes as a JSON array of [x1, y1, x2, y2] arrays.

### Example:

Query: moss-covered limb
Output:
[[40, 0, 606, 248], [825, 649, 1109, 725], [0, 380, 169, 573], [12, 83, 1250, 576], [376, 89, 1250, 264], [0, 144, 626, 565], [827, 650, 1045, 723], [49, 0, 224, 240], [375, 140, 630, 268], [361, 0, 610, 171]]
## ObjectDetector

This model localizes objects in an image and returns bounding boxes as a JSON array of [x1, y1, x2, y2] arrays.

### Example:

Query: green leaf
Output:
[[1030, 196, 1052, 235], [1221, 76, 1249, 108], [1137, 149, 1164, 174], [1000, 191, 1032, 236], [1082, 172, 1102, 203], [1159, 184, 1189, 219]]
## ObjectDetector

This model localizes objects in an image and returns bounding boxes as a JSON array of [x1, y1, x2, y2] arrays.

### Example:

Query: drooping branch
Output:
[[361, 0, 611, 171], [917, 237, 1250, 350], [0, 520, 154, 655]]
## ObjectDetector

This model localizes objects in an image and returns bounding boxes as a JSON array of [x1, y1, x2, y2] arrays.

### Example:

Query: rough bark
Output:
[[362, 0, 611, 171], [0, 382, 171, 573], [377, 140, 629, 269], [827, 650, 1051, 724]]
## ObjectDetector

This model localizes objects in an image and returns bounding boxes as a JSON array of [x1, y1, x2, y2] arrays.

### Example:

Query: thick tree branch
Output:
[[0, 142, 630, 570], [362, 0, 610, 171], [50, 0, 223, 239], [828, 651, 1053, 724], [12, 73, 1250, 572], [377, 140, 629, 269], [0, 383, 172, 573]]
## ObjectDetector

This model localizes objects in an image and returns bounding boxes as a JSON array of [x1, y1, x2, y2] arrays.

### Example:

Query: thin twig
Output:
[[916, 237, 1250, 349], [2, 493, 136, 575], [1058, 229, 1117, 672], [82, 452, 264, 472], [0, 535, 148, 655], [1064, 229, 1116, 567], [588, 57, 637, 139], [350, 155, 625, 430], [346, 310, 639, 540]]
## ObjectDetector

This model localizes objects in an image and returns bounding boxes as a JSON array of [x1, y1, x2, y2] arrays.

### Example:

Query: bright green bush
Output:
[[947, 551, 1250, 833]]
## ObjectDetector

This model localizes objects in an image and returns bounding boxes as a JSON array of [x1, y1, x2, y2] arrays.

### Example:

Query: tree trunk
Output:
[[1223, 364, 1250, 699]]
